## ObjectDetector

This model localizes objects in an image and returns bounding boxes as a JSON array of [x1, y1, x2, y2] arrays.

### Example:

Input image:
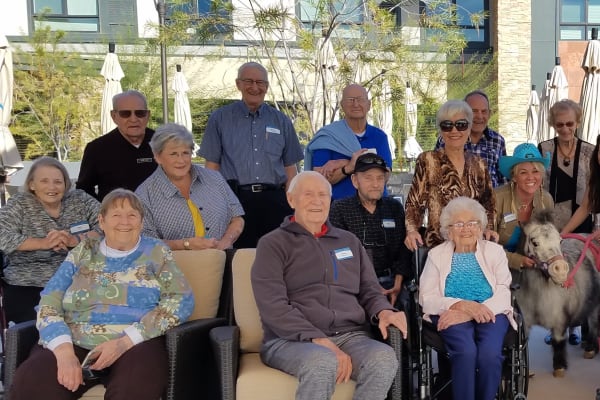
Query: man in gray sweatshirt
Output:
[[252, 171, 407, 400]]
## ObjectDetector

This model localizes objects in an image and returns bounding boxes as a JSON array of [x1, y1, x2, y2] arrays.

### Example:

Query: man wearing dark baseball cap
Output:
[[330, 153, 412, 307]]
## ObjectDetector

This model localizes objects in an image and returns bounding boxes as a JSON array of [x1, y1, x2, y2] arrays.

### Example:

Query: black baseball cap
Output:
[[354, 153, 389, 173]]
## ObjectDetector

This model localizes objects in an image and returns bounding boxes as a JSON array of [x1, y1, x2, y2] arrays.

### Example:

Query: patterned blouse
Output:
[[37, 236, 194, 349], [405, 150, 496, 248], [0, 190, 100, 287]]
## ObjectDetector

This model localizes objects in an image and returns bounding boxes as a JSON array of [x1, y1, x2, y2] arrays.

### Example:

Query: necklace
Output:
[[518, 203, 530, 211], [557, 138, 575, 167]]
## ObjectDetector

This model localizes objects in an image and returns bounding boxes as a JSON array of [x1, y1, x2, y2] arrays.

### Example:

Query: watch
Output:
[[183, 239, 191, 250]]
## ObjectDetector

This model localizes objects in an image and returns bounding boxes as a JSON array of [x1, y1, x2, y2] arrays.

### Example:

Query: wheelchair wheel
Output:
[[498, 334, 529, 399]]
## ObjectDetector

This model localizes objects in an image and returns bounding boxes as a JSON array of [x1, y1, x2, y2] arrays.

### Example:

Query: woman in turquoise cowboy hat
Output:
[[494, 143, 553, 270], [495, 143, 565, 346]]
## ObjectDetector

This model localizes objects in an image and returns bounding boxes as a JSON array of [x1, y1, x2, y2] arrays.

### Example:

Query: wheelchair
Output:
[[402, 246, 529, 400]]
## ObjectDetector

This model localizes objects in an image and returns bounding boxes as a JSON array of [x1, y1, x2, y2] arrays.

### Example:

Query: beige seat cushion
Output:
[[231, 249, 264, 353], [80, 384, 106, 399], [172, 249, 226, 320], [237, 353, 356, 400], [232, 249, 357, 400]]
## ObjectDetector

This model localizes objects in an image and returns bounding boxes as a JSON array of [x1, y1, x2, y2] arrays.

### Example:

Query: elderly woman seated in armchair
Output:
[[419, 196, 516, 400], [9, 189, 194, 400]]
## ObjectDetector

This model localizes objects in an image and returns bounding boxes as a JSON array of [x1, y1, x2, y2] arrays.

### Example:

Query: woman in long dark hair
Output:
[[561, 134, 600, 234]]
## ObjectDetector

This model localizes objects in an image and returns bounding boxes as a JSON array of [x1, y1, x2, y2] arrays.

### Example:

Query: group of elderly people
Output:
[[0, 93, 592, 400]]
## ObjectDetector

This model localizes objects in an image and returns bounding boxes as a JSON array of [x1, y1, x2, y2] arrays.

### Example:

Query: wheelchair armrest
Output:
[[4, 320, 39, 392], [164, 317, 228, 400], [210, 325, 240, 400]]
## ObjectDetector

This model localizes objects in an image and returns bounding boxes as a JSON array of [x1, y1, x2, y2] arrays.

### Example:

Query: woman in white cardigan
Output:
[[419, 196, 515, 400]]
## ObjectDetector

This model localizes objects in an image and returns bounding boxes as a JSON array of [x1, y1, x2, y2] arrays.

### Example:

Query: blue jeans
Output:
[[430, 314, 510, 400], [261, 330, 398, 400]]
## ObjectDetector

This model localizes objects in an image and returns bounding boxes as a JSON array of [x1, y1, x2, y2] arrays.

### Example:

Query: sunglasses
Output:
[[358, 155, 385, 166], [439, 119, 469, 132], [114, 109, 149, 118], [554, 121, 576, 129]]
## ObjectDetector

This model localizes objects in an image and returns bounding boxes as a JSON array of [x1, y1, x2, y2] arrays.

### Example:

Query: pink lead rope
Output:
[[560, 233, 600, 288]]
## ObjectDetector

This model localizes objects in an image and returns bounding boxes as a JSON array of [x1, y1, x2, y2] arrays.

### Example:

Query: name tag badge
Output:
[[334, 247, 353, 260], [266, 126, 281, 135], [382, 219, 395, 228], [70, 222, 91, 234], [503, 213, 517, 223], [137, 157, 154, 164]]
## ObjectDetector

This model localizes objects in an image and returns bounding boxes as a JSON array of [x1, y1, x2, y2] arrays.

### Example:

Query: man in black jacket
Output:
[[77, 90, 157, 200]]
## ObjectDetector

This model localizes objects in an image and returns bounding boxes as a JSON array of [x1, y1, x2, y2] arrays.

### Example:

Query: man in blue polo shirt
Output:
[[305, 83, 393, 200], [198, 62, 304, 248]]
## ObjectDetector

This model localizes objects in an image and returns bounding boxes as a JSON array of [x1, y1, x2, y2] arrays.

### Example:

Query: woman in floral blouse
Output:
[[404, 100, 497, 251], [10, 189, 194, 400]]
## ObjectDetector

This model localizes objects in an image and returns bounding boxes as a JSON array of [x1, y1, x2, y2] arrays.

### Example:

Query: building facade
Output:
[[0, 1, 593, 151]]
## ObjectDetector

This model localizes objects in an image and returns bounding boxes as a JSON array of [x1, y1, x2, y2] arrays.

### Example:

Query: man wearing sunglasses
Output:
[[199, 62, 304, 248], [77, 90, 157, 200], [435, 90, 507, 187], [329, 153, 412, 307], [305, 84, 393, 200]]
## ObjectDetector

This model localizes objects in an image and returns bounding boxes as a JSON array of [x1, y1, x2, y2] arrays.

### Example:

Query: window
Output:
[[166, 0, 232, 39], [30, 0, 137, 40], [560, 0, 600, 40], [33, 0, 99, 32], [298, 0, 367, 38], [421, 0, 490, 51]]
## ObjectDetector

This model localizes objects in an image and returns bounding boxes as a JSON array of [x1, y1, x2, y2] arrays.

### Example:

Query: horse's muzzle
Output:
[[549, 259, 570, 284]]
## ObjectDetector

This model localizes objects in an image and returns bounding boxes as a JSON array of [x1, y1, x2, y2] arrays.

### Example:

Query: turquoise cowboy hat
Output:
[[498, 143, 551, 179]]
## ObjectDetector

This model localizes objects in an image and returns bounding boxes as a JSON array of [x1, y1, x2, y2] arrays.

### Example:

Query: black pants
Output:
[[234, 188, 292, 249], [2, 281, 43, 324], [10, 336, 168, 400]]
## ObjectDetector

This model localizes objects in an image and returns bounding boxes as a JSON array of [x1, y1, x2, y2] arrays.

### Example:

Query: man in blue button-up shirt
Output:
[[199, 62, 304, 248]]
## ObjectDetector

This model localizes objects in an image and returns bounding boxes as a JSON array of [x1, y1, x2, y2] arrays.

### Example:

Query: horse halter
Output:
[[528, 253, 565, 280]]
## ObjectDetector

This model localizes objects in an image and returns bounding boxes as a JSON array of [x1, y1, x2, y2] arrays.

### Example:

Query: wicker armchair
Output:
[[4, 248, 231, 400], [210, 248, 404, 400]]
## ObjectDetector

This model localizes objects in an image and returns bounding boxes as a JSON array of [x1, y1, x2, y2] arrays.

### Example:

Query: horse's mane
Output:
[[528, 209, 555, 226]]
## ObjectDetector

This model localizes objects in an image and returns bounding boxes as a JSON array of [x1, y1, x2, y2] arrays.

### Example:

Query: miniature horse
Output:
[[515, 210, 600, 377]]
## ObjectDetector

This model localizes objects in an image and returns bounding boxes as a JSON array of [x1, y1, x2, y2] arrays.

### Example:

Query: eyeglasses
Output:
[[114, 109, 149, 118], [238, 78, 268, 88], [554, 121, 576, 129], [439, 119, 469, 132], [342, 97, 368, 105], [448, 220, 481, 230], [362, 222, 387, 247]]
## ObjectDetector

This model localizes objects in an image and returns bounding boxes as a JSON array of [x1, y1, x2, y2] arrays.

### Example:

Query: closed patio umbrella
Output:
[[541, 57, 569, 142], [537, 72, 553, 142], [0, 34, 24, 206], [526, 85, 540, 143], [172, 64, 192, 133], [403, 82, 422, 164], [378, 79, 396, 159], [312, 35, 339, 133], [100, 43, 124, 135], [580, 28, 600, 143]]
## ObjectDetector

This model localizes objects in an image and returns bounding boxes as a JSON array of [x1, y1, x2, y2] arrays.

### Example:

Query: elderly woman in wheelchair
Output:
[[419, 196, 516, 400]]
